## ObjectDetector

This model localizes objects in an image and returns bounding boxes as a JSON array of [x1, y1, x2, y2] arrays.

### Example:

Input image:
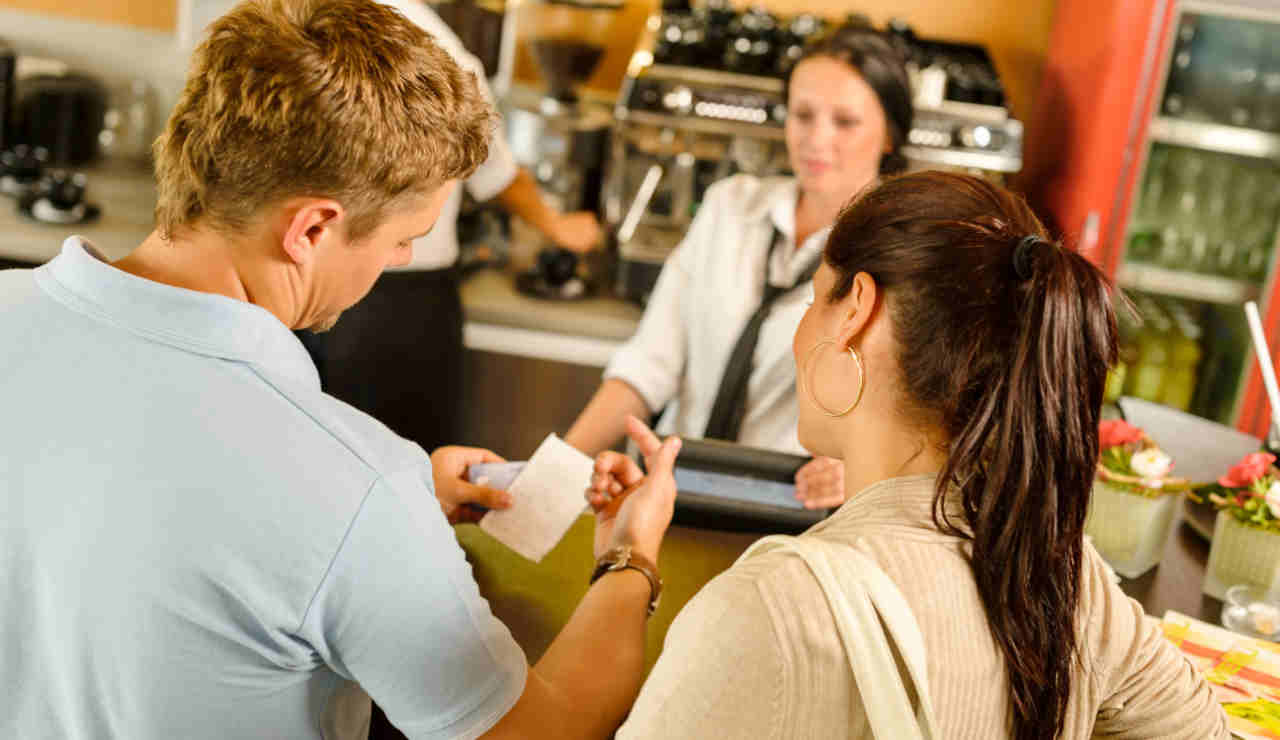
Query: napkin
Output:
[[479, 433, 593, 562]]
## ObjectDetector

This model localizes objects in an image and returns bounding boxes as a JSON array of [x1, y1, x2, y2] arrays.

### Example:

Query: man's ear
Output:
[[835, 271, 878, 349], [280, 199, 345, 266]]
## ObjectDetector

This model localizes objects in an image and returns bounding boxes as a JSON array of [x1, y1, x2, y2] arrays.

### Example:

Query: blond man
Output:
[[0, 1, 675, 738], [310, 0, 603, 457]]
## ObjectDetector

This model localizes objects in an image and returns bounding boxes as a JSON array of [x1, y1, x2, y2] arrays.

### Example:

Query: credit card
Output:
[[465, 461, 527, 491]]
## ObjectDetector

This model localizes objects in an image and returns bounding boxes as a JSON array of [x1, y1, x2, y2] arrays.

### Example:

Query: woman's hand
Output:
[[429, 446, 514, 524], [549, 211, 603, 254], [794, 456, 846, 510], [586, 416, 681, 563]]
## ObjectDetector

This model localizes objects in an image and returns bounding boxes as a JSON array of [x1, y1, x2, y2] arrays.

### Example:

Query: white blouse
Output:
[[380, 0, 519, 271], [604, 175, 829, 454]]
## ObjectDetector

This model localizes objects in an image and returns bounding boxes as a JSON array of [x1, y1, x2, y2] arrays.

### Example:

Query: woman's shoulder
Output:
[[665, 544, 845, 682], [705, 539, 849, 618]]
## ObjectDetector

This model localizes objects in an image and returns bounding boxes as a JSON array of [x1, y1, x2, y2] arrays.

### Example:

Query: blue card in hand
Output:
[[465, 461, 527, 491]]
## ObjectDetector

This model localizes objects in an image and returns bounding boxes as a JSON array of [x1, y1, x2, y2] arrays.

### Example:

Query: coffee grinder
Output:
[[507, 0, 619, 299]]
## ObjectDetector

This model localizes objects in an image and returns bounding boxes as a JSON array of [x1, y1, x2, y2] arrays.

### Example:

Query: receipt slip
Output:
[[478, 434, 594, 562]]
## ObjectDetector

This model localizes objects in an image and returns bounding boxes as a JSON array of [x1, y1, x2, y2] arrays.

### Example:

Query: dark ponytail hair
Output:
[[823, 171, 1118, 740], [784, 24, 913, 175]]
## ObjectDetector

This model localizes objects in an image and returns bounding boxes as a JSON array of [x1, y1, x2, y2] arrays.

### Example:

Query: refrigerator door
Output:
[[1114, 5, 1280, 436]]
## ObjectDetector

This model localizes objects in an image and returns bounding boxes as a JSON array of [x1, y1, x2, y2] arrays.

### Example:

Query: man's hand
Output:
[[430, 446, 513, 524], [794, 455, 846, 510], [585, 416, 680, 562], [549, 211, 603, 254]]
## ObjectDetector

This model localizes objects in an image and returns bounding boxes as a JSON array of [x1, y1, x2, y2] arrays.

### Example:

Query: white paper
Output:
[[479, 434, 593, 562]]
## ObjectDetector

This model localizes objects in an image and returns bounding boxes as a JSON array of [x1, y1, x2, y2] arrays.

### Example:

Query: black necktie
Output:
[[704, 226, 822, 442]]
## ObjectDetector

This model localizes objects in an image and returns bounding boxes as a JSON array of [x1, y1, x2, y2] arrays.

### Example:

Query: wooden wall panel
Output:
[[0, 0, 176, 30]]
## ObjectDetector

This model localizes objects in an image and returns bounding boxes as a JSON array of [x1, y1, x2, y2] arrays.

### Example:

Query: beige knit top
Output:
[[618, 474, 1228, 739]]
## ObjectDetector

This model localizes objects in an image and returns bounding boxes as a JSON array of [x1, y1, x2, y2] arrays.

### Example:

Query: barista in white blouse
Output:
[[566, 26, 913, 508]]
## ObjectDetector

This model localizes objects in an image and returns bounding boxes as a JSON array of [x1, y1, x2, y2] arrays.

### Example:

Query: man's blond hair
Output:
[[153, 0, 495, 241]]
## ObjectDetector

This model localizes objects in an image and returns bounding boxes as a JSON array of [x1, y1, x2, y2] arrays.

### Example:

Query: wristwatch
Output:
[[590, 545, 663, 616]]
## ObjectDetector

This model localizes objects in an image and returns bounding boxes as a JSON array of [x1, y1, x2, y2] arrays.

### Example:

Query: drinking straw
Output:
[[618, 164, 664, 244], [1244, 301, 1280, 435]]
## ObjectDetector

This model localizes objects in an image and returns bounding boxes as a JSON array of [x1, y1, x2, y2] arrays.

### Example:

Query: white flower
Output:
[[1130, 448, 1174, 480], [1267, 481, 1280, 519]]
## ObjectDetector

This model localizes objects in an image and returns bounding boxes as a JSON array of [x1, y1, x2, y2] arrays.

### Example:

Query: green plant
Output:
[[1206, 452, 1280, 534], [1096, 419, 1189, 499]]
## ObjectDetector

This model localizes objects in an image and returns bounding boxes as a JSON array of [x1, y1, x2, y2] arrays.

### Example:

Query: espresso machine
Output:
[[606, 6, 799, 303], [607, 65, 790, 303], [503, 0, 620, 300], [606, 9, 1025, 304]]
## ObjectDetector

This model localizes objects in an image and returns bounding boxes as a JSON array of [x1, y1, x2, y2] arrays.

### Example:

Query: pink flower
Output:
[[1219, 452, 1277, 489], [1099, 419, 1144, 449]]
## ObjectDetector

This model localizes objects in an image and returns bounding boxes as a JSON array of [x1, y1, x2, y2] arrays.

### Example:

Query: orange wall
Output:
[[517, 0, 1057, 123], [0, 0, 176, 30]]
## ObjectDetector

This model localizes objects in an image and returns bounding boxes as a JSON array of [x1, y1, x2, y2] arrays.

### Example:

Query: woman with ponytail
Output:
[[607, 171, 1227, 739]]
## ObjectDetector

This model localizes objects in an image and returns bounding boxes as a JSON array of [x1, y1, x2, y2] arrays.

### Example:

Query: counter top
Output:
[[0, 165, 157, 264], [0, 164, 643, 366], [459, 268, 641, 342], [458, 268, 642, 367]]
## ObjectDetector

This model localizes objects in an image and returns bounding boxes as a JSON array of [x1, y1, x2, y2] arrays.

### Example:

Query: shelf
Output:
[[1116, 262, 1262, 305], [617, 109, 786, 141], [1149, 117, 1280, 160], [644, 64, 785, 94], [900, 145, 1021, 173]]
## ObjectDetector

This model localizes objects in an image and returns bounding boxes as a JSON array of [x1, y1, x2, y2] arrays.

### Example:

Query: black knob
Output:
[[46, 171, 87, 209], [537, 247, 579, 286], [3, 144, 49, 183]]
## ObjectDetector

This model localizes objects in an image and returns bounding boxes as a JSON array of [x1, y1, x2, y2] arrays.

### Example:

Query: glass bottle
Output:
[[1161, 184, 1206, 271], [1157, 149, 1207, 271], [1206, 158, 1241, 277], [1127, 148, 1168, 264], [1254, 30, 1280, 133], [1201, 156, 1233, 276], [1159, 301, 1203, 411], [1163, 17, 1199, 118], [1227, 23, 1264, 128], [1236, 215, 1274, 281], [1105, 304, 1141, 404], [1124, 298, 1173, 403]]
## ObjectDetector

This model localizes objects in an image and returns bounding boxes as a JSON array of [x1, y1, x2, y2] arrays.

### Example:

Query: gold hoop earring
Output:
[[802, 340, 865, 417]]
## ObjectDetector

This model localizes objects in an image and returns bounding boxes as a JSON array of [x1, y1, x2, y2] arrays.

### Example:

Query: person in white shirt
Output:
[[566, 25, 913, 509], [306, 0, 602, 454]]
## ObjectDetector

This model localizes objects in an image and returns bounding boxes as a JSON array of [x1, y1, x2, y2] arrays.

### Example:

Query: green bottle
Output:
[[1124, 298, 1172, 402], [1158, 302, 1203, 411]]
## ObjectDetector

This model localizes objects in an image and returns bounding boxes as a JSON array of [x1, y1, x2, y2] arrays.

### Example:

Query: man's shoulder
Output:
[[0, 266, 40, 307], [257, 373, 431, 482]]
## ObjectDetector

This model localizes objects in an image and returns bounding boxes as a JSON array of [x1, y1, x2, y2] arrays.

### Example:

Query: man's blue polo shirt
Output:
[[0, 238, 526, 739]]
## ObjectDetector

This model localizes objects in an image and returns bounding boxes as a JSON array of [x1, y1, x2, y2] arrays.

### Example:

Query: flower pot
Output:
[[1204, 511, 1280, 600], [1085, 480, 1180, 579]]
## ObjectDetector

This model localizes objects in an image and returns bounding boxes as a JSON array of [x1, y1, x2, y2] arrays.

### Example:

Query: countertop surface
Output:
[[0, 165, 157, 264], [0, 165, 642, 344], [459, 268, 641, 342]]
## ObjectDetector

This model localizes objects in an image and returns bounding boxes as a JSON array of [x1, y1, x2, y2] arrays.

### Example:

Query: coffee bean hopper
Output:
[[508, 0, 622, 300]]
